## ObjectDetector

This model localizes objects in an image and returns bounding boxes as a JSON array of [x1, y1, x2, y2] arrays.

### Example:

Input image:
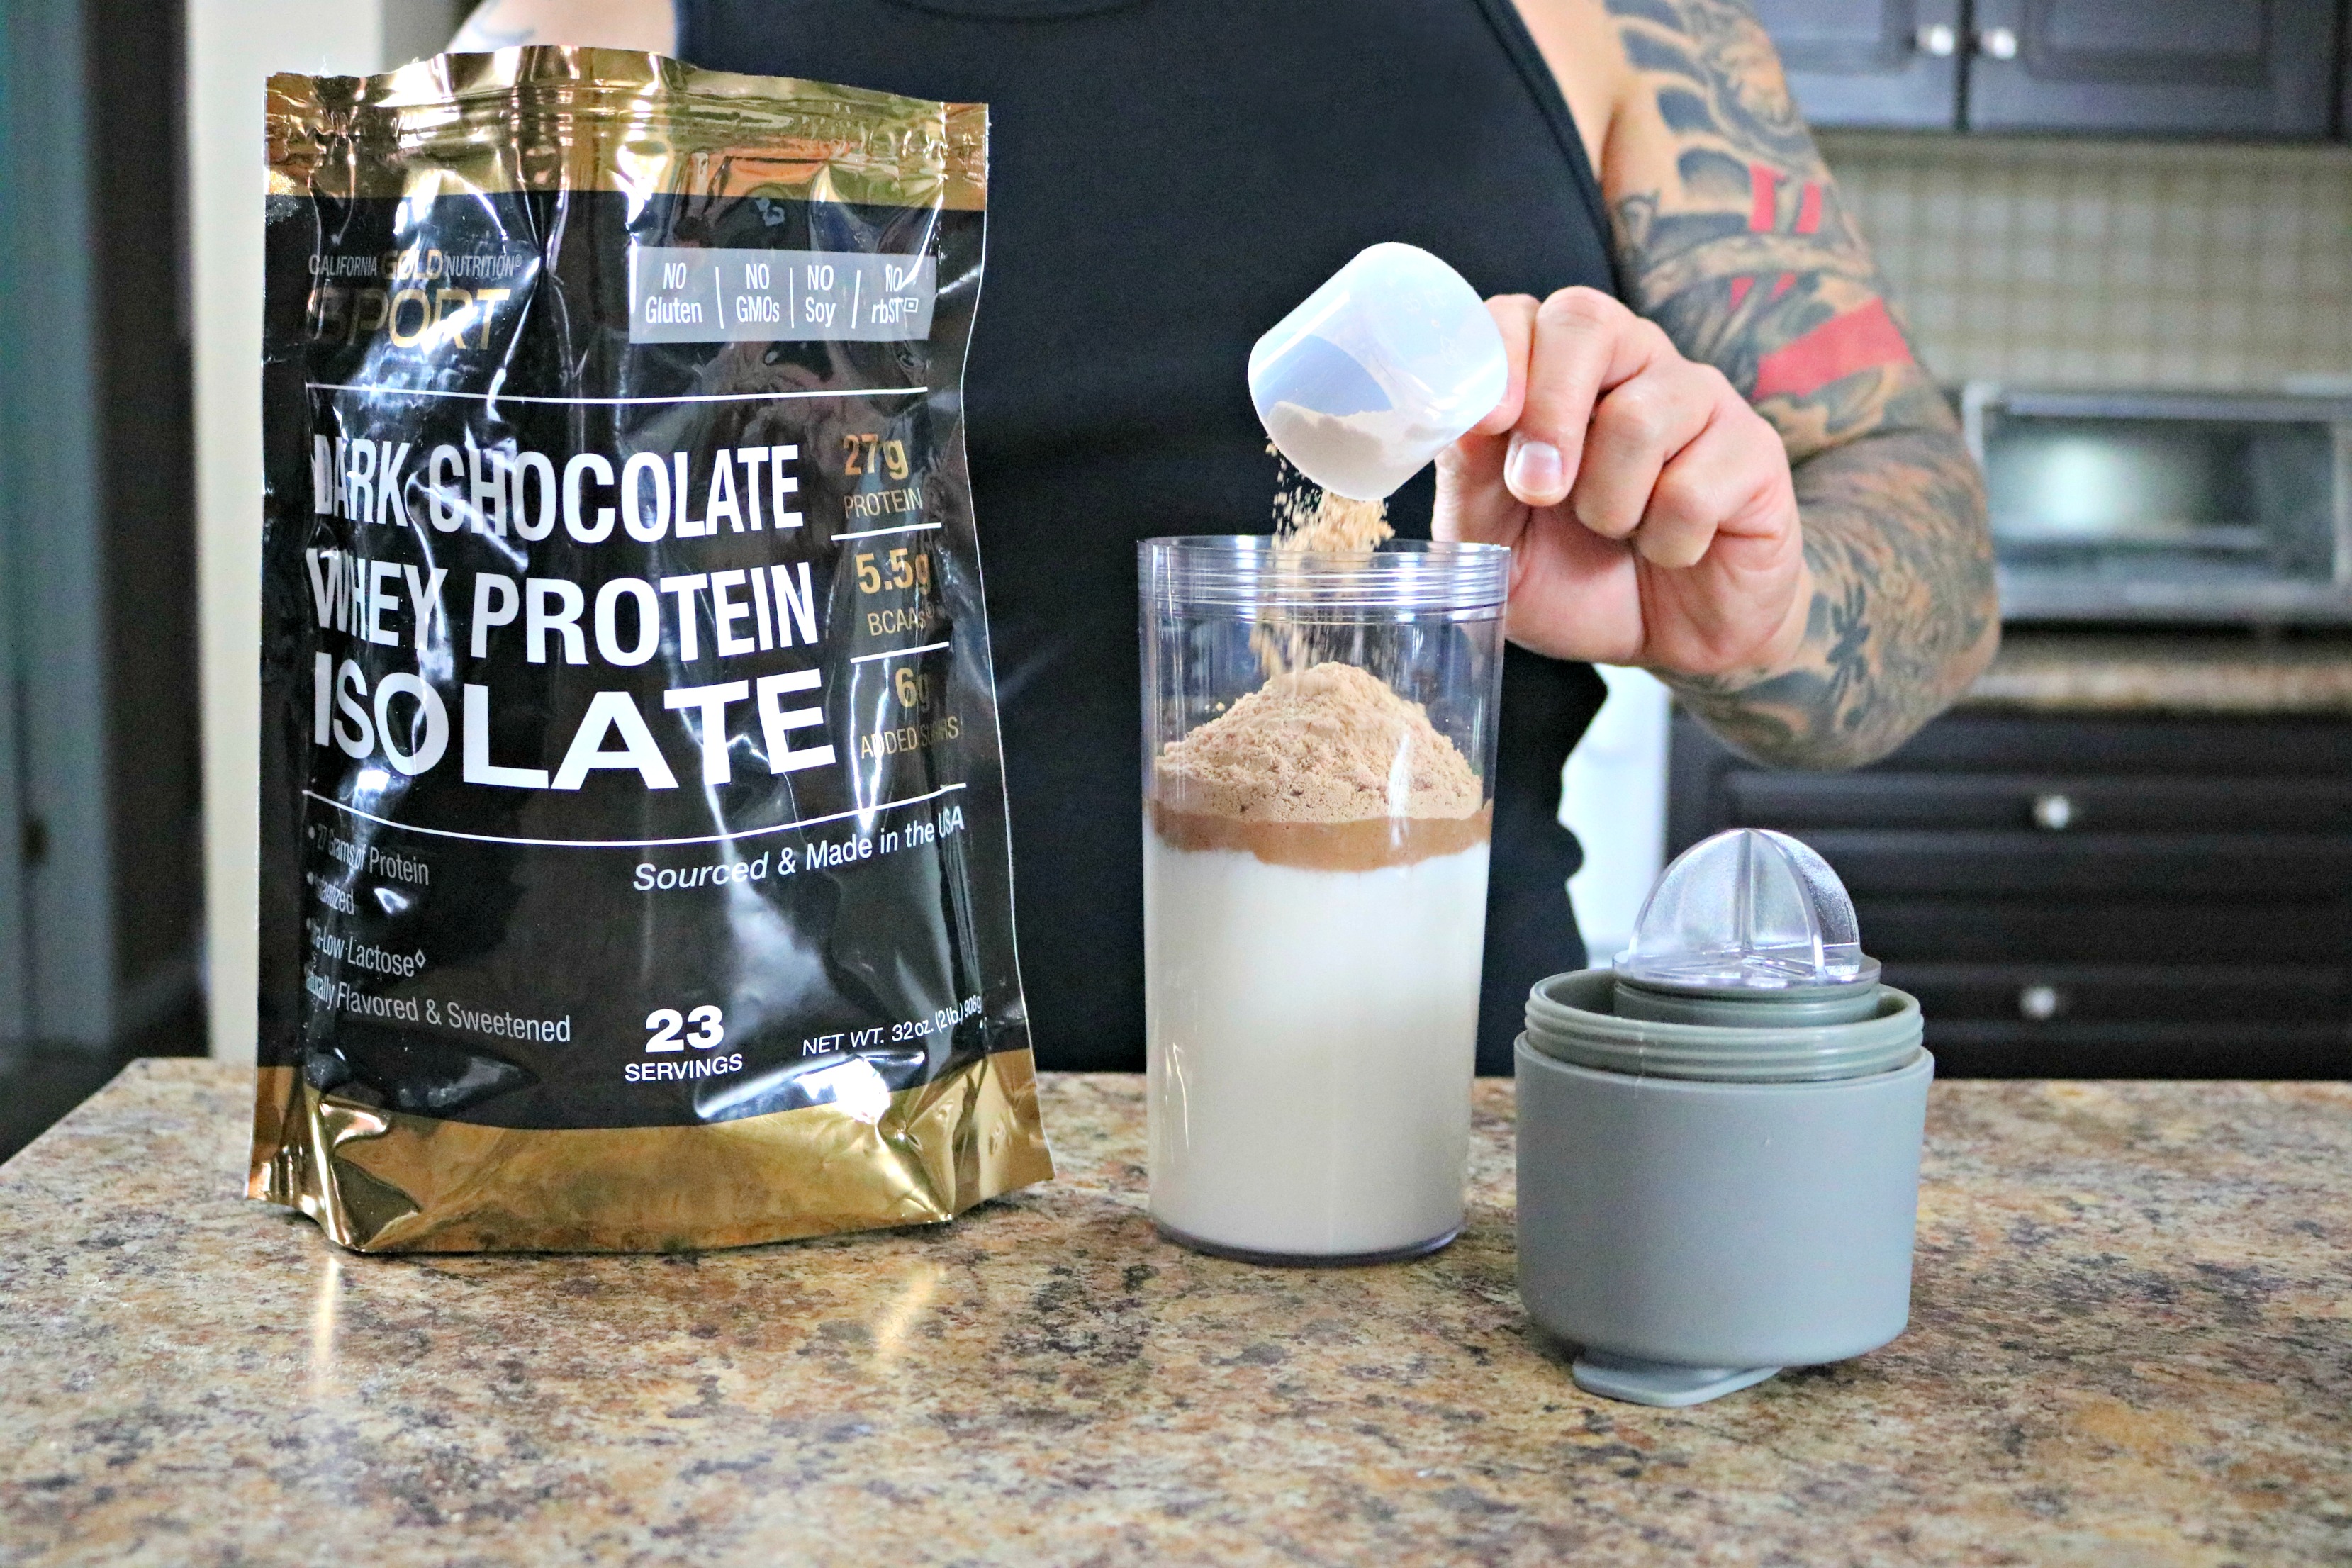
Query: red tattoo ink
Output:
[[1793, 182, 1824, 235], [1752, 299, 1911, 401], [1747, 165, 1779, 233]]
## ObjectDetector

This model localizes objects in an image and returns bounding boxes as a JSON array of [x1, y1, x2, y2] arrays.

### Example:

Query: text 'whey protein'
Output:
[[250, 48, 1051, 1251]]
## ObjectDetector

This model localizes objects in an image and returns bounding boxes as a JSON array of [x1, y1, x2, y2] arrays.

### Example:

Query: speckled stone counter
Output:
[[1964, 632, 2352, 715], [4, 1063, 2348, 1567]]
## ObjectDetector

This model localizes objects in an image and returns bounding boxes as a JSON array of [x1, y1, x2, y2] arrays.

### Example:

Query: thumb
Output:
[[1433, 429, 1527, 548]]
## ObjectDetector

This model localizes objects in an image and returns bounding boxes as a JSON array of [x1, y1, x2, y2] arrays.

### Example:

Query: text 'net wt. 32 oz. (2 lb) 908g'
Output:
[[252, 47, 1052, 1252]]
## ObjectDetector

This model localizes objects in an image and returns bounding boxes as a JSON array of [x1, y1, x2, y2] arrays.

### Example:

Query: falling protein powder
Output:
[[1253, 454, 1396, 675], [1272, 482, 1394, 556]]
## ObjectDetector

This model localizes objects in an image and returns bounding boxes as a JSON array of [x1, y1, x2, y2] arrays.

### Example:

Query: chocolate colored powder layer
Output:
[[1150, 801, 1494, 872], [1153, 662, 1488, 870]]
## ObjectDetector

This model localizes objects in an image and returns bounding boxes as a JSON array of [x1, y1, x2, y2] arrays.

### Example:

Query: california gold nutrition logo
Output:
[[305, 244, 532, 347]]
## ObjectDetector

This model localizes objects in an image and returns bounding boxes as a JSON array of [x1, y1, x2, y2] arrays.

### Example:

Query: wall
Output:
[[1822, 132, 2352, 392], [90, 0, 208, 1052], [1, 0, 206, 1052], [1561, 667, 1670, 970], [186, 0, 463, 1065], [0, 0, 103, 1044]]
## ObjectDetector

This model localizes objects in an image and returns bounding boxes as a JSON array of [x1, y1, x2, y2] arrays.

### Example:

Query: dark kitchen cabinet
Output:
[[1668, 709, 2352, 1079], [1757, 0, 1964, 130], [2343, 3, 2352, 135], [1966, 0, 2341, 137], [1757, 0, 2345, 138]]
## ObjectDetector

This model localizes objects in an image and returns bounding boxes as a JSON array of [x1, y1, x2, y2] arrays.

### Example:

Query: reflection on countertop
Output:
[[1966, 631, 2352, 714], [3, 1061, 2349, 1565]]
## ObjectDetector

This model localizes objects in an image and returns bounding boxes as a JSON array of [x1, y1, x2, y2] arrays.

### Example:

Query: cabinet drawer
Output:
[[1918, 1020, 2348, 1080], [1886, 963, 2343, 1026], [1760, 0, 1962, 130], [1877, 714, 2352, 775], [1727, 773, 2352, 834], [1665, 707, 2352, 1075], [1964, 0, 2341, 140], [1808, 830, 2352, 900], [1664, 710, 2352, 872], [1856, 899, 2351, 966]]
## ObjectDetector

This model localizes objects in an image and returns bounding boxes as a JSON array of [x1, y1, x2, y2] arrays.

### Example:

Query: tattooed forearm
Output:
[[1601, 0, 1996, 767], [1671, 427, 1993, 766]]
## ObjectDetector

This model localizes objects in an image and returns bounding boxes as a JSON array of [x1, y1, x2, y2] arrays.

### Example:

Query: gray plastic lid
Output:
[[1615, 829, 1879, 991]]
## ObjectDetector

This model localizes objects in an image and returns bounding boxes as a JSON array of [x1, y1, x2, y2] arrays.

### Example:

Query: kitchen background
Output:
[[1567, 4, 2352, 1087], [4, 0, 2350, 1155], [1568, 129, 2352, 978]]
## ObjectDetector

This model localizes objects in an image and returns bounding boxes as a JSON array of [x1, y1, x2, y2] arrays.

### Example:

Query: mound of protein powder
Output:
[[249, 48, 1051, 1251]]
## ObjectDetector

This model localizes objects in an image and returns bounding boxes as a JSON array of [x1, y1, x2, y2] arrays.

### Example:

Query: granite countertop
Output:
[[1964, 632, 2352, 715], [4, 1063, 2348, 1566]]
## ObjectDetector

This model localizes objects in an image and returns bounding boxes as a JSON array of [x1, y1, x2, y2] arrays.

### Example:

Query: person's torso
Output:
[[677, 0, 1616, 1067]]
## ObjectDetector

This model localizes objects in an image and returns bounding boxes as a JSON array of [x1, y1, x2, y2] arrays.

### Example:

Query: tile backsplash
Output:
[[1820, 133, 2352, 393]]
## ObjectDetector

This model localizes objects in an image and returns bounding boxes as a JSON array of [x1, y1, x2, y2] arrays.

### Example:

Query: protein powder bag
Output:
[[250, 49, 1052, 1251]]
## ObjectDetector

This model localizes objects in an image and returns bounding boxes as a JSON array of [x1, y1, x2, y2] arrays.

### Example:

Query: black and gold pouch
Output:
[[250, 48, 1051, 1251]]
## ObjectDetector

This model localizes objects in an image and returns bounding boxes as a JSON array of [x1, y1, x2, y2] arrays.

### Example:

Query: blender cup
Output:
[[1140, 537, 1510, 1264], [1516, 829, 1934, 1406], [1248, 243, 1509, 501]]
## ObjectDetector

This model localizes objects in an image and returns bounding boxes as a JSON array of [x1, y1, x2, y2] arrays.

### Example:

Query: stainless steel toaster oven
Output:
[[1961, 384, 2352, 623]]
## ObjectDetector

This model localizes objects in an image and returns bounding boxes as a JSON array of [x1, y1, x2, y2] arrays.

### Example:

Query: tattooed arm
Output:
[[1438, 0, 1996, 768]]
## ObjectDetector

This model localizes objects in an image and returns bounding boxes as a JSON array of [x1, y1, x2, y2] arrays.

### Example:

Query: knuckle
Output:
[[1573, 492, 1640, 539], [1654, 475, 1732, 547], [1489, 296, 1540, 343], [1539, 286, 1623, 331], [1599, 383, 1675, 449], [1637, 498, 1716, 564], [1640, 530, 1709, 569], [1729, 411, 1791, 477], [1660, 360, 1725, 415], [1648, 465, 1709, 525]]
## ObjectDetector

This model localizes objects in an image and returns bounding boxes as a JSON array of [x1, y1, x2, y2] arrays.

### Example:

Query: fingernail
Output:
[[1506, 435, 1563, 500]]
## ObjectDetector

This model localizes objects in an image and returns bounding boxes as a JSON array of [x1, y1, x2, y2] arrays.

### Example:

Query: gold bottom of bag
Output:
[[247, 1053, 1055, 1253]]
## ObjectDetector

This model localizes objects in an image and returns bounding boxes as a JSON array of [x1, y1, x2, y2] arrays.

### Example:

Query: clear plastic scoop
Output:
[[1248, 243, 1509, 501]]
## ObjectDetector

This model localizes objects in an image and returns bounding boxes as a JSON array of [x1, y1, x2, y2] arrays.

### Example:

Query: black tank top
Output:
[[678, 0, 1615, 1073]]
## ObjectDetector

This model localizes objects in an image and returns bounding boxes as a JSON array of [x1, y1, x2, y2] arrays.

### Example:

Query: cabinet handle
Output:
[[1978, 25, 2020, 60], [2018, 984, 2064, 1022], [1915, 22, 1958, 57], [2030, 792, 2076, 831]]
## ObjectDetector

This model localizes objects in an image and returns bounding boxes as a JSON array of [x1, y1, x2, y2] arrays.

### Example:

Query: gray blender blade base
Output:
[[1571, 1351, 1780, 1407]]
